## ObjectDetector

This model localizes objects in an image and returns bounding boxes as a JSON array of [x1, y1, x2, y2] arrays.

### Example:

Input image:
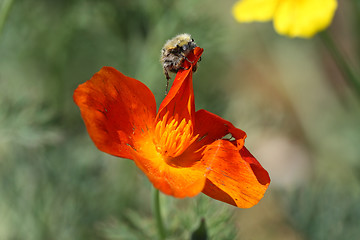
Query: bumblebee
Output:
[[160, 33, 198, 93]]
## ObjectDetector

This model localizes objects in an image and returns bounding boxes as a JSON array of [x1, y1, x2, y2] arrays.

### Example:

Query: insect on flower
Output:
[[160, 33, 198, 93], [74, 47, 270, 208]]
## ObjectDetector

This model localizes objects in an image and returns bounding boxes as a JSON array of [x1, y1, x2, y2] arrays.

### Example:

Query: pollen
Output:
[[153, 112, 198, 158]]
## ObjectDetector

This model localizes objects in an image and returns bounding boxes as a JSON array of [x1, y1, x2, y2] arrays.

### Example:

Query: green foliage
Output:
[[191, 218, 208, 240], [285, 179, 360, 240], [98, 195, 237, 240]]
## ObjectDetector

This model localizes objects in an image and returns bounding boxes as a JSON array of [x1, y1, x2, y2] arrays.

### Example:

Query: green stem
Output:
[[0, 0, 15, 38], [152, 188, 166, 240], [319, 30, 360, 97]]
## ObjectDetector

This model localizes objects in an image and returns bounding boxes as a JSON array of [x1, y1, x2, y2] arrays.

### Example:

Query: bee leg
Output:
[[180, 66, 191, 70], [179, 52, 195, 64], [164, 70, 171, 95], [165, 78, 169, 95], [184, 56, 194, 64]]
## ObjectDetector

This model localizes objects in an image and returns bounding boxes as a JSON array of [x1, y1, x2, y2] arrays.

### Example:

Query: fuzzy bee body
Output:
[[160, 33, 198, 93]]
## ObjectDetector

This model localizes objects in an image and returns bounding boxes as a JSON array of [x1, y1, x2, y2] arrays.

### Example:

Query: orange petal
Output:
[[201, 140, 270, 208], [130, 134, 206, 198], [179, 109, 248, 177], [157, 47, 204, 124], [191, 109, 247, 152], [73, 67, 156, 159]]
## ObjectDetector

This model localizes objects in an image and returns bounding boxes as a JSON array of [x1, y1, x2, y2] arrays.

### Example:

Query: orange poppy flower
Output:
[[73, 47, 270, 208]]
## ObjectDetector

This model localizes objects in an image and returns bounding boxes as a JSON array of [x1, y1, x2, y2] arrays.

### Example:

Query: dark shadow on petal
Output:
[[240, 147, 270, 186], [165, 149, 203, 168], [202, 179, 237, 207], [250, 164, 271, 186]]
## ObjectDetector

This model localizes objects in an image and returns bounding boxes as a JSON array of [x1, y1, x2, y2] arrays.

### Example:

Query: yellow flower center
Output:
[[153, 112, 198, 158]]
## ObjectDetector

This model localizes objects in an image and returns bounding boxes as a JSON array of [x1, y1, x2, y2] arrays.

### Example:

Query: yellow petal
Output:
[[274, 0, 338, 38], [232, 0, 280, 22]]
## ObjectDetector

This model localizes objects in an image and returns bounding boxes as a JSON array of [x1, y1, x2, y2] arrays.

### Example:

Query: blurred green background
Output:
[[1, 0, 360, 239]]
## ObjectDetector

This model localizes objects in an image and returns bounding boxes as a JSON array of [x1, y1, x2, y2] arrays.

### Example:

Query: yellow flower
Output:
[[232, 0, 338, 38]]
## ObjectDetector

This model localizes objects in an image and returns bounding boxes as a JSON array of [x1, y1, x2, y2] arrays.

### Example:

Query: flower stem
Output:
[[152, 188, 166, 240], [0, 0, 15, 38], [319, 30, 360, 97]]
